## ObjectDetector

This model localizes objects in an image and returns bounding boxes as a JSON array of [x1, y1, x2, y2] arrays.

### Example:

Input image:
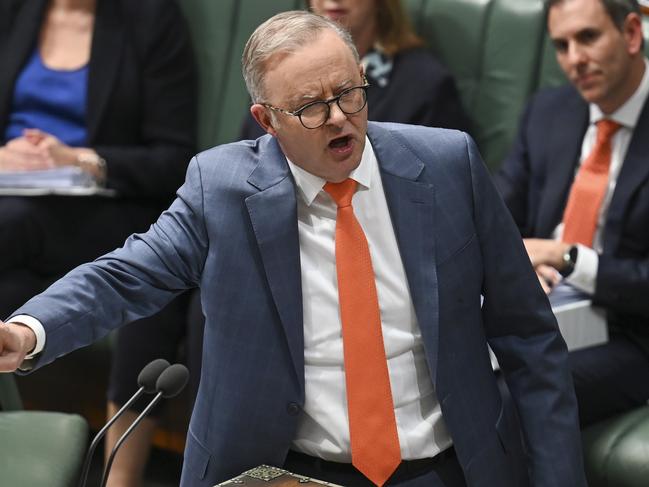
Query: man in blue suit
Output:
[[496, 0, 649, 427], [0, 10, 585, 487]]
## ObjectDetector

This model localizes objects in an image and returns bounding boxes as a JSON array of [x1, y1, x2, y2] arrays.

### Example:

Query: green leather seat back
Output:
[[179, 0, 303, 149], [582, 406, 649, 487], [406, 0, 548, 169], [0, 411, 88, 487]]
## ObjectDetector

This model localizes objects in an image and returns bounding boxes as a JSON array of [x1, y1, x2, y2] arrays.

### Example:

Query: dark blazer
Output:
[[0, 0, 196, 199], [239, 47, 470, 140], [16, 122, 586, 487], [496, 85, 649, 347]]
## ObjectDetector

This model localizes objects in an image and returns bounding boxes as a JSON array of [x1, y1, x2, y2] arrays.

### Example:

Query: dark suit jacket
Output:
[[239, 47, 470, 140], [0, 0, 196, 199], [16, 122, 586, 487], [496, 85, 649, 348]]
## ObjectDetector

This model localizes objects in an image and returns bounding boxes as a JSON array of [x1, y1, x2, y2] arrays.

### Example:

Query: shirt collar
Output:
[[286, 136, 376, 206], [589, 57, 649, 128]]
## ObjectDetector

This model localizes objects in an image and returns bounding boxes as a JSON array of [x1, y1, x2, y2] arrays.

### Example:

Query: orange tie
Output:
[[324, 179, 401, 486], [562, 119, 621, 247]]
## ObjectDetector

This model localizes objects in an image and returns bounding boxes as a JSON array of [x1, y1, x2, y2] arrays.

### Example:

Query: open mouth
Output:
[[329, 135, 351, 150]]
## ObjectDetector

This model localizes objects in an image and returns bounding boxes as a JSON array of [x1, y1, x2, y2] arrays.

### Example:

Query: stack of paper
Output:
[[0, 166, 95, 189]]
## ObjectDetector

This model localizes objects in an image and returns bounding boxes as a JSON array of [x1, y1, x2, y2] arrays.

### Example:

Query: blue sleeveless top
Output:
[[4, 49, 89, 146]]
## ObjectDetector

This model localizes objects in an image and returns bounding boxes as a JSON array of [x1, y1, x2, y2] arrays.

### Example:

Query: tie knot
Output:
[[324, 178, 357, 208], [596, 119, 621, 141]]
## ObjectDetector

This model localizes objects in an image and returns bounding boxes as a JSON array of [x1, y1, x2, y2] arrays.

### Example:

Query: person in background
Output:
[[496, 0, 649, 427], [1, 11, 586, 487], [239, 0, 469, 140], [0, 0, 196, 486]]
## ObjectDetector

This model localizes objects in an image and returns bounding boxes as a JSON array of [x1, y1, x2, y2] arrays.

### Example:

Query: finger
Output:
[[537, 264, 561, 288]]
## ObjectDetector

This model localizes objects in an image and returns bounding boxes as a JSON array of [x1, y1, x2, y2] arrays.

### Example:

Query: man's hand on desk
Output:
[[535, 264, 561, 294], [523, 239, 572, 294], [524, 238, 571, 269], [0, 320, 36, 372]]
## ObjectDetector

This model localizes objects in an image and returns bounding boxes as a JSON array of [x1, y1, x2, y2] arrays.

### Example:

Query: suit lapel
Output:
[[245, 137, 304, 385], [86, 0, 124, 142], [0, 0, 47, 130], [605, 98, 649, 251], [536, 95, 589, 236], [367, 124, 440, 381]]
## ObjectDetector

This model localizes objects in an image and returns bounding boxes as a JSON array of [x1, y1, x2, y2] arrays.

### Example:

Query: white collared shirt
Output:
[[286, 136, 451, 461], [555, 58, 649, 294]]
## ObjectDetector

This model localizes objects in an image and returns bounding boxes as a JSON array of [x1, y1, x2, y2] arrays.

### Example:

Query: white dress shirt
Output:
[[287, 137, 451, 462], [555, 58, 649, 294]]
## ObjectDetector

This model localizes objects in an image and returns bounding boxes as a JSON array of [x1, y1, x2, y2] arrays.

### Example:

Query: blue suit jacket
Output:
[[496, 85, 649, 348], [16, 122, 585, 487]]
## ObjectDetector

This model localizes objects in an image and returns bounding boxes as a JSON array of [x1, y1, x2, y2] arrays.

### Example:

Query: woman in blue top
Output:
[[0, 0, 196, 485]]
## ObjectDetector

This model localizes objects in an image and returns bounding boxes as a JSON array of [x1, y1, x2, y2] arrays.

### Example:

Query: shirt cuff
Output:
[[7, 314, 46, 358], [563, 244, 598, 295]]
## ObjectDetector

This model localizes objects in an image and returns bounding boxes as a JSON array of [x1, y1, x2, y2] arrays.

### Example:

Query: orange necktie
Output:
[[324, 179, 401, 487], [562, 119, 621, 247]]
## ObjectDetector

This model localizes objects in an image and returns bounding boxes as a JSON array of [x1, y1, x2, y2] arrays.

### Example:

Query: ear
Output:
[[359, 63, 365, 79], [623, 13, 644, 56], [250, 104, 278, 137]]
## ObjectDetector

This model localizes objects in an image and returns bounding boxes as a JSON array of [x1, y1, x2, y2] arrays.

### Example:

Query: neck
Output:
[[599, 57, 646, 115]]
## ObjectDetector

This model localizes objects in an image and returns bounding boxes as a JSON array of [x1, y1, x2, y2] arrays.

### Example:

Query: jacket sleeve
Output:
[[467, 134, 587, 487]]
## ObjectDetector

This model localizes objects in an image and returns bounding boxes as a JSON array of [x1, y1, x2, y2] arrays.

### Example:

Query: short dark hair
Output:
[[546, 0, 641, 31]]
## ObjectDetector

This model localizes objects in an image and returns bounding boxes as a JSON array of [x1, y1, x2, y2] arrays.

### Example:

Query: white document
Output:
[[0, 166, 94, 188], [0, 167, 115, 196]]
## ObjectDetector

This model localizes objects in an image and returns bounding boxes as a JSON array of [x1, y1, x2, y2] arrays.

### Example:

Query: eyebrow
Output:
[[289, 78, 355, 107]]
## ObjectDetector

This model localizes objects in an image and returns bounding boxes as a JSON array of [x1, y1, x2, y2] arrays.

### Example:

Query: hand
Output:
[[535, 264, 561, 294], [0, 321, 36, 372], [0, 146, 54, 171], [23, 128, 78, 166], [523, 238, 571, 271]]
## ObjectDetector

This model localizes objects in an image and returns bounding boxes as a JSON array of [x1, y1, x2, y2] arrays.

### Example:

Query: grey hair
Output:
[[242, 10, 360, 103], [546, 0, 641, 30]]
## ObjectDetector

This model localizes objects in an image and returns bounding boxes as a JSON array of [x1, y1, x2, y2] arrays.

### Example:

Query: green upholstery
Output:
[[0, 373, 23, 410], [178, 0, 303, 149], [0, 411, 88, 487], [582, 406, 649, 487], [2, 374, 89, 486]]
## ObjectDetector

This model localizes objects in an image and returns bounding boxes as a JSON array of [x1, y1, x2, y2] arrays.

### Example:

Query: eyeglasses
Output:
[[263, 80, 370, 129]]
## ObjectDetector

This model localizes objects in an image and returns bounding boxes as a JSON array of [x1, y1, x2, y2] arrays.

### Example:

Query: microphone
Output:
[[99, 363, 189, 487], [77, 358, 170, 487]]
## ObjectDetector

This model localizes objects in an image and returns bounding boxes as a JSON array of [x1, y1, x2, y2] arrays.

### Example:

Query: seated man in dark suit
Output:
[[496, 0, 649, 427], [2, 10, 586, 487]]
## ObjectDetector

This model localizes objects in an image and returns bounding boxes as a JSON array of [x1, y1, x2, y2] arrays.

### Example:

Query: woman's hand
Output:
[[23, 128, 78, 166], [0, 145, 54, 171]]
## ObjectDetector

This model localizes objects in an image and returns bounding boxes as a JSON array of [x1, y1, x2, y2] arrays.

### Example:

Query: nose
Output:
[[326, 101, 348, 127], [566, 41, 588, 67]]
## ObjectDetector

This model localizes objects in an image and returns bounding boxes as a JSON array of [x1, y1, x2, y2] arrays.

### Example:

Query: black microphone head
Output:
[[155, 363, 189, 398], [137, 359, 171, 393]]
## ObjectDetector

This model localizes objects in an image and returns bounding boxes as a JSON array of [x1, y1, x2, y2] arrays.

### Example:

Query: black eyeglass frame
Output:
[[262, 78, 370, 129]]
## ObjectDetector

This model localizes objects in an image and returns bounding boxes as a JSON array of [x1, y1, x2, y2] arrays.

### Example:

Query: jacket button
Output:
[[287, 402, 300, 415]]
